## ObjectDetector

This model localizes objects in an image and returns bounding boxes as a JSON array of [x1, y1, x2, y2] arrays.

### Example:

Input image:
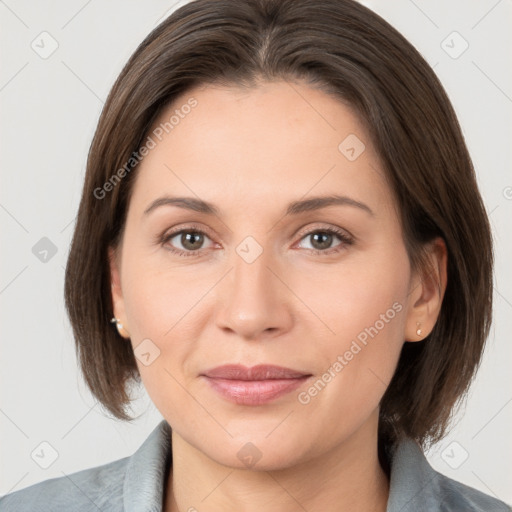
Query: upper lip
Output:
[[201, 364, 311, 381]]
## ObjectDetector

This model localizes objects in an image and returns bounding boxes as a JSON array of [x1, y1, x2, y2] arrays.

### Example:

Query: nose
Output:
[[214, 243, 293, 341]]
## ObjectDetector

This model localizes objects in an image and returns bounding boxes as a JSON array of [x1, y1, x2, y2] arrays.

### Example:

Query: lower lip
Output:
[[203, 376, 311, 405]]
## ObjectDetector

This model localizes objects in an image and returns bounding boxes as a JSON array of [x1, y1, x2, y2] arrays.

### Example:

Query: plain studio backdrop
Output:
[[1, 0, 511, 504]]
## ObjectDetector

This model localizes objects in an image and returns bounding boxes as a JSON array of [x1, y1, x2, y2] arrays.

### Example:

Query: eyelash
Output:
[[158, 224, 354, 258]]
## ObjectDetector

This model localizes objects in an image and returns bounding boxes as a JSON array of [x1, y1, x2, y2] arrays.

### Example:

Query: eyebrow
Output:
[[143, 194, 374, 217]]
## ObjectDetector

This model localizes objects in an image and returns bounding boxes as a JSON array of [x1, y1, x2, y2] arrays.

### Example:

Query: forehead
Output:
[[129, 80, 392, 217]]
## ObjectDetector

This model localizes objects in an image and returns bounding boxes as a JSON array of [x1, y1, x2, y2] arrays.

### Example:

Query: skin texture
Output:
[[109, 80, 447, 512]]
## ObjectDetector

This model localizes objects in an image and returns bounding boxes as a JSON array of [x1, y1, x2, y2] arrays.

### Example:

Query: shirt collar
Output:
[[385, 437, 440, 511], [123, 420, 172, 512]]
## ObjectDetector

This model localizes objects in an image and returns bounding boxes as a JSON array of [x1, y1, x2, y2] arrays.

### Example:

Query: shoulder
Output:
[[0, 420, 172, 512], [387, 438, 511, 511], [433, 470, 511, 511], [0, 456, 129, 512]]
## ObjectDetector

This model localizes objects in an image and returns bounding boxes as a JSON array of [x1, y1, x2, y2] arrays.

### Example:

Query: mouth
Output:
[[200, 364, 312, 405]]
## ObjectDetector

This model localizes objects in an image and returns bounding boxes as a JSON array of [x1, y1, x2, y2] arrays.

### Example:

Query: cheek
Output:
[[120, 259, 200, 425], [122, 255, 202, 340], [325, 275, 406, 355], [298, 245, 409, 396], [300, 245, 408, 345]]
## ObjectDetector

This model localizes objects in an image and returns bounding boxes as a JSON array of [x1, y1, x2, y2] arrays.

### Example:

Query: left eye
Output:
[[296, 229, 350, 252]]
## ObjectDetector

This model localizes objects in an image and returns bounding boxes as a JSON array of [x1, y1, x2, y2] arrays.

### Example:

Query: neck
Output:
[[164, 416, 389, 512]]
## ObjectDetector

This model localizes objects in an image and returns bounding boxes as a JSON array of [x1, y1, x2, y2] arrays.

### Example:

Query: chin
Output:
[[194, 430, 310, 472]]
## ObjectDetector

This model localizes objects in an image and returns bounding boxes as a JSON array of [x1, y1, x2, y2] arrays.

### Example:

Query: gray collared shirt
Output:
[[1, 419, 509, 511]]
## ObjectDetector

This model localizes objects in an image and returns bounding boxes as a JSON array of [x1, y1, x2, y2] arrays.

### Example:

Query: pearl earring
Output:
[[111, 317, 130, 338], [416, 322, 422, 337]]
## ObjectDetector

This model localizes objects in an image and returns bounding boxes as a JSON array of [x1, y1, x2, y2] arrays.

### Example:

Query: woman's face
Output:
[[110, 80, 426, 469]]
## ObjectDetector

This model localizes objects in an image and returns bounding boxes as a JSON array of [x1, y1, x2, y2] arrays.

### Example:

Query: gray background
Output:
[[1, 0, 511, 504]]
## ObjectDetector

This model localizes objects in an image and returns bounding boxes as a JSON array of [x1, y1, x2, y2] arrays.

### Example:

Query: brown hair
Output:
[[64, 0, 493, 453]]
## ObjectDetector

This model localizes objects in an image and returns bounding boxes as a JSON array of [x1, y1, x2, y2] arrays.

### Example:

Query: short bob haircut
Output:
[[64, 0, 493, 455]]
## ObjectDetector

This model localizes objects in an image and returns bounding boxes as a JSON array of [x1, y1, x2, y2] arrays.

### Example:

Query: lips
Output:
[[201, 364, 312, 405], [202, 364, 309, 380]]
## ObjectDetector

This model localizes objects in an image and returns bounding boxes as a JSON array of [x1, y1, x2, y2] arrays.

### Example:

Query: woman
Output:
[[1, 0, 509, 510]]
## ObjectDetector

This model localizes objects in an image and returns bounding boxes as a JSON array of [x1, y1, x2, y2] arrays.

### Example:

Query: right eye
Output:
[[160, 228, 217, 257]]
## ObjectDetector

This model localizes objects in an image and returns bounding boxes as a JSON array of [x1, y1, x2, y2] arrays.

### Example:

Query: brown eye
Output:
[[162, 229, 215, 256], [297, 228, 352, 253], [309, 231, 336, 250], [179, 231, 205, 250]]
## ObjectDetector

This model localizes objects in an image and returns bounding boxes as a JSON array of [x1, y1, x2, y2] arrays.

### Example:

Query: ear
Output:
[[108, 246, 130, 338], [404, 237, 448, 342]]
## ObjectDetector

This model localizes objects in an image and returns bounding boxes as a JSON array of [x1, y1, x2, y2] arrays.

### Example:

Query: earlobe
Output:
[[405, 237, 448, 342], [108, 246, 129, 337]]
